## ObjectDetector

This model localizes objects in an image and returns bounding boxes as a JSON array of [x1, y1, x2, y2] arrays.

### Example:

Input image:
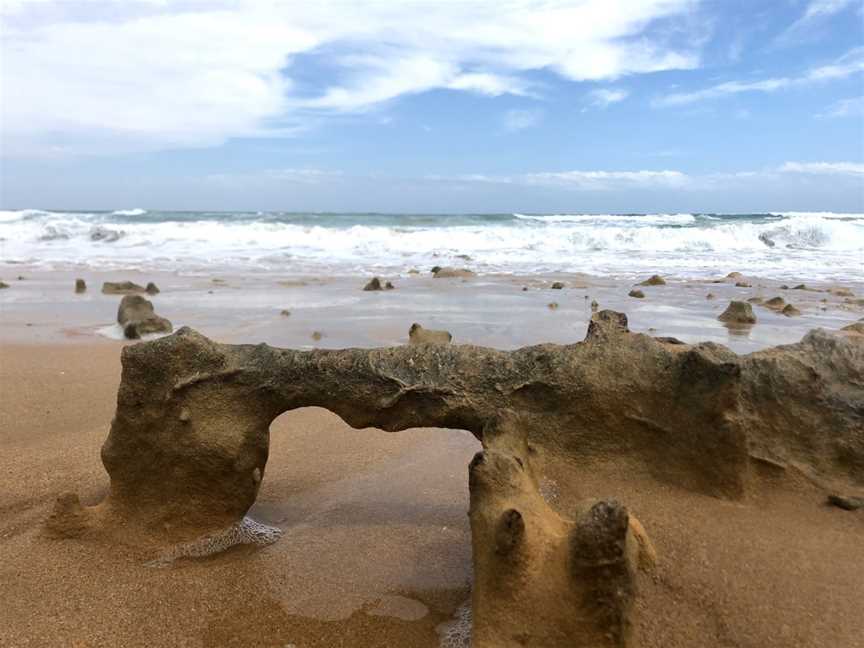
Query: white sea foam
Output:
[[1, 209, 862, 280], [112, 208, 147, 216]]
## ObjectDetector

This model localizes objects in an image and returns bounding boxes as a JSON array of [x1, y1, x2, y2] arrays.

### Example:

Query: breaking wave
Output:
[[0, 209, 862, 279]]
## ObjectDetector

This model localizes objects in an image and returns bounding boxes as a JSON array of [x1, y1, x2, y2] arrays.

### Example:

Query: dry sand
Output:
[[1, 271, 863, 647]]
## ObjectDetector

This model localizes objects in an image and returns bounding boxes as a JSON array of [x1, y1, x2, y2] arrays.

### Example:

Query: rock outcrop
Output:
[[638, 275, 665, 286], [117, 295, 172, 339], [718, 300, 756, 324], [468, 440, 654, 648], [408, 323, 452, 345], [363, 277, 394, 291], [433, 267, 475, 279], [51, 310, 863, 548]]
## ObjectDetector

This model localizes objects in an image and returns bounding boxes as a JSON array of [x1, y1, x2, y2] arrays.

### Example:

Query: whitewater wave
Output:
[[1, 209, 862, 279], [112, 208, 147, 216]]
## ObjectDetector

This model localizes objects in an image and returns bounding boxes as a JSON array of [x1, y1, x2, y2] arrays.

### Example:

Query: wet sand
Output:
[[1, 269, 863, 647]]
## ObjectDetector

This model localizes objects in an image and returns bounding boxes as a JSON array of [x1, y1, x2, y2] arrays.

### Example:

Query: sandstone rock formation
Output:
[[408, 323, 452, 345], [433, 267, 475, 279], [103, 281, 146, 295], [75, 278, 87, 293], [468, 442, 655, 648], [363, 277, 394, 291], [51, 309, 863, 548], [638, 275, 665, 286], [718, 300, 756, 324], [117, 295, 173, 339]]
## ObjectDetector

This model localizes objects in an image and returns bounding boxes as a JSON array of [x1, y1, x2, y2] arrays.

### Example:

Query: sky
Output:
[[1, 0, 863, 213]]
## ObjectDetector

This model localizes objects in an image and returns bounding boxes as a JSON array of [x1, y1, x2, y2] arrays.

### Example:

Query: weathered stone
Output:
[[826, 494, 863, 511], [638, 275, 665, 286], [145, 282, 160, 295], [433, 267, 476, 279], [782, 304, 801, 317], [408, 323, 452, 345], [718, 301, 756, 324], [363, 277, 395, 291], [628, 289, 645, 299], [764, 297, 785, 310], [551, 282, 565, 290], [117, 295, 172, 339], [75, 278, 87, 293], [102, 281, 146, 295]]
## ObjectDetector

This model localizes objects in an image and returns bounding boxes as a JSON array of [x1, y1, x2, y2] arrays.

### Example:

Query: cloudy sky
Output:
[[1, 0, 862, 212]]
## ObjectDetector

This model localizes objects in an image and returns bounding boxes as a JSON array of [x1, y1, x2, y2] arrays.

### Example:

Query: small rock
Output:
[[590, 299, 599, 312], [747, 297, 764, 304], [363, 277, 385, 291], [430, 266, 442, 274], [793, 284, 807, 290], [782, 304, 801, 317], [638, 274, 666, 286], [735, 281, 752, 288], [830, 287, 854, 297], [764, 296, 786, 310], [280, 310, 291, 317], [311, 331, 323, 341], [409, 323, 452, 345], [551, 282, 565, 290], [548, 302, 559, 310], [433, 267, 475, 279], [628, 289, 645, 299], [718, 300, 756, 324], [407, 268, 420, 274], [75, 278, 87, 293], [0, 281, 9, 289], [521, 286, 528, 291], [17, 275, 25, 280], [827, 494, 864, 511], [780, 285, 789, 290], [145, 282, 160, 295], [117, 294, 172, 339], [102, 281, 146, 295], [726, 272, 743, 279], [706, 293, 716, 300]]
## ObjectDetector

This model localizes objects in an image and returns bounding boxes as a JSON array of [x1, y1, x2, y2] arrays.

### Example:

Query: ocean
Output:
[[1, 209, 862, 280]]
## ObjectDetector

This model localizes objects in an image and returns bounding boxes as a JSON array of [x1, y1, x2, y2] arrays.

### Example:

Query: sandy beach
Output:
[[1, 268, 862, 647]]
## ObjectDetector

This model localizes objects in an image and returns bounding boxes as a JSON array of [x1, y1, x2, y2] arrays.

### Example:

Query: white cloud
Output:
[[522, 169, 688, 189], [0, 0, 701, 155], [502, 109, 543, 132], [817, 96, 864, 118], [586, 88, 629, 109], [777, 0, 857, 43], [654, 47, 864, 106], [778, 161, 864, 176]]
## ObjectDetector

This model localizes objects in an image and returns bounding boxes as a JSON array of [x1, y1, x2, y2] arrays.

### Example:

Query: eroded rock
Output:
[[408, 323, 452, 345], [103, 281, 146, 295], [638, 275, 665, 286], [718, 300, 756, 324], [363, 277, 394, 291], [628, 289, 645, 299], [434, 267, 476, 279], [117, 295, 172, 339], [75, 278, 87, 293]]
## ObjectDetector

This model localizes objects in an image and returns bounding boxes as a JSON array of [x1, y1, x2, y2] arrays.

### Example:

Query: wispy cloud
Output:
[[0, 0, 701, 156], [778, 161, 864, 176], [817, 96, 864, 118], [585, 88, 629, 110], [502, 109, 543, 132], [776, 0, 858, 44], [654, 47, 864, 106]]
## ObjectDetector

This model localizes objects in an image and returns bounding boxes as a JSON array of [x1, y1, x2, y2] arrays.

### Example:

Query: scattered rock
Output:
[[547, 302, 559, 310], [433, 267, 475, 279], [793, 284, 807, 290], [363, 277, 394, 291], [831, 288, 855, 297], [407, 268, 420, 274], [550, 282, 564, 290], [726, 272, 744, 279], [311, 331, 323, 341], [17, 275, 25, 280], [747, 297, 764, 304], [764, 296, 786, 310], [782, 304, 801, 317], [706, 293, 716, 300], [74, 278, 87, 293], [521, 286, 528, 291], [430, 265, 442, 274], [735, 281, 752, 288], [655, 336, 685, 345], [639, 274, 666, 286], [628, 289, 645, 299], [408, 323, 452, 345], [718, 300, 757, 324], [827, 494, 864, 511], [456, 254, 472, 261], [590, 299, 599, 312], [44, 493, 90, 539], [280, 310, 291, 317], [89, 225, 123, 242], [145, 282, 160, 295], [758, 234, 775, 248], [102, 281, 146, 295], [780, 285, 789, 290], [0, 281, 9, 289], [117, 295, 172, 339]]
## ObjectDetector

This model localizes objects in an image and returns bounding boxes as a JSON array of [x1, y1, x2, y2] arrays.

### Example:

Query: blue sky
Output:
[[1, 0, 863, 212]]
